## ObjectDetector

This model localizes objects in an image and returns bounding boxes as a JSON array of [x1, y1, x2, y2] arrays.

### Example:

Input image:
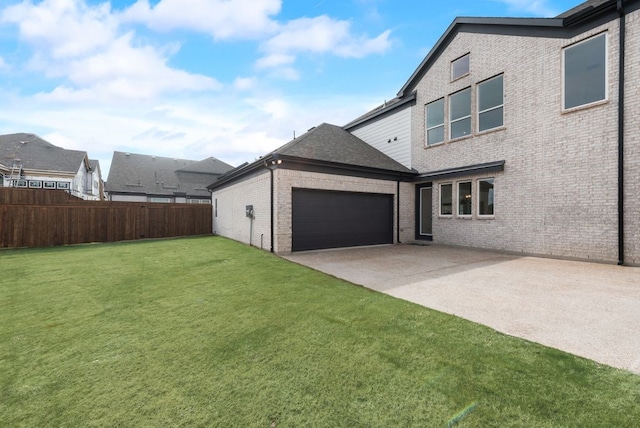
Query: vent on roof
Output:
[[308, 126, 315, 132], [152, 156, 156, 160], [125, 153, 130, 156], [20, 141, 28, 145]]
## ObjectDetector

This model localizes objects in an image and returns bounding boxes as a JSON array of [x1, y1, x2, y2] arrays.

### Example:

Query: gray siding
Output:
[[351, 107, 412, 168]]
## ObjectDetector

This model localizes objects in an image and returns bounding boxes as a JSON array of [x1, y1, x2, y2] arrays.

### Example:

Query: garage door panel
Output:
[[292, 189, 393, 251]]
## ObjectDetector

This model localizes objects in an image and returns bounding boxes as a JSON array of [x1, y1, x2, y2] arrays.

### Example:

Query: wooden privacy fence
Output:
[[0, 188, 212, 248]]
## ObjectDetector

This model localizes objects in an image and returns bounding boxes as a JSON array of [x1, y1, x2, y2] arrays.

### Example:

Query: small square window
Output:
[[458, 181, 472, 217], [15, 179, 27, 188], [451, 54, 470, 81], [57, 182, 70, 190], [28, 180, 42, 188], [44, 181, 56, 189]]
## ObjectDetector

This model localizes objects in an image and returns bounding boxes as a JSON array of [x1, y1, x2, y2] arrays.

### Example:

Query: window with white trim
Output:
[[451, 54, 470, 80], [457, 181, 472, 217], [478, 75, 503, 132], [28, 180, 42, 188], [44, 181, 56, 189], [478, 178, 495, 217], [563, 33, 607, 110], [426, 98, 445, 145], [57, 182, 69, 190], [449, 88, 471, 139], [440, 183, 452, 216], [15, 179, 27, 188]]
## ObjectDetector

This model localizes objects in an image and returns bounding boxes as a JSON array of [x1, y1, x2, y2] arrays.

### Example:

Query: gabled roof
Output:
[[106, 151, 233, 197], [397, 0, 628, 98], [176, 157, 234, 174], [274, 123, 412, 173], [0, 133, 88, 173], [209, 123, 414, 191]]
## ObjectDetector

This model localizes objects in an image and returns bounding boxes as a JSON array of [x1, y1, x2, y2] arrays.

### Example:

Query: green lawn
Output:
[[1, 237, 638, 427]]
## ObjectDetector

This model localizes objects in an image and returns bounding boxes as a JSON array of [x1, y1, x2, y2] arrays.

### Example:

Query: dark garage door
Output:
[[292, 188, 393, 252]]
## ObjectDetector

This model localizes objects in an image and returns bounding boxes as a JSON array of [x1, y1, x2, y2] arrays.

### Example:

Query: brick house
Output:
[[209, 0, 639, 265]]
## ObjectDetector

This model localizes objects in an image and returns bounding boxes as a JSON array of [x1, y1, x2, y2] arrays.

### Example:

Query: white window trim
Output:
[[477, 178, 495, 219], [426, 98, 445, 146], [562, 32, 608, 112], [439, 183, 453, 217], [449, 88, 472, 141], [57, 182, 70, 190], [457, 181, 473, 218], [477, 75, 504, 133], [28, 180, 42, 188]]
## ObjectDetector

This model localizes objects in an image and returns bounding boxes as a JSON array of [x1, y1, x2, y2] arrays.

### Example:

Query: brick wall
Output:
[[410, 20, 626, 263], [273, 169, 403, 254], [211, 170, 272, 251]]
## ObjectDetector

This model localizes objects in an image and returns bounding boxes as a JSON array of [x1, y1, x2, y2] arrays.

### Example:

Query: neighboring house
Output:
[[209, 0, 640, 266], [106, 151, 233, 204], [0, 133, 105, 200]]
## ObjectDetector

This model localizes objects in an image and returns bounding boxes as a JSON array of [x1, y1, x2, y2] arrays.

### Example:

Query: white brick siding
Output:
[[212, 170, 272, 251], [410, 20, 628, 263]]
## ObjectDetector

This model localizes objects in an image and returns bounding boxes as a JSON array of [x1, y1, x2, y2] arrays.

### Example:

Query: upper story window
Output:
[[451, 54, 470, 81], [426, 98, 445, 145], [563, 33, 607, 110], [478, 75, 504, 132], [449, 87, 471, 139]]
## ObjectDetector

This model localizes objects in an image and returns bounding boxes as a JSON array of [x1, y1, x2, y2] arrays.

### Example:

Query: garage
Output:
[[291, 188, 394, 252]]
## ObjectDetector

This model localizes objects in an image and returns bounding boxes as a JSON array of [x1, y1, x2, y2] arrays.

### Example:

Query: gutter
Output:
[[617, 0, 626, 265]]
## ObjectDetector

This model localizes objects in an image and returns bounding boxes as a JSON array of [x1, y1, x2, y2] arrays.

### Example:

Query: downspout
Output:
[[396, 180, 401, 244], [617, 0, 625, 265], [269, 166, 274, 253]]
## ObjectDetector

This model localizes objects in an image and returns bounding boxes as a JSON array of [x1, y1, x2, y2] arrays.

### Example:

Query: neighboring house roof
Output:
[[0, 133, 88, 173], [106, 151, 233, 198], [209, 123, 414, 191]]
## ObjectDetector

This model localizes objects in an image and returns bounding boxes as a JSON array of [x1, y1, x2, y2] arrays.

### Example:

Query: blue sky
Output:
[[0, 0, 583, 177]]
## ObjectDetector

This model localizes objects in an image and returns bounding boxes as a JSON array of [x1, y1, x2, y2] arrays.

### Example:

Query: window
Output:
[[15, 179, 27, 188], [28, 180, 42, 188], [451, 54, 470, 80], [215, 198, 218, 217], [478, 178, 495, 217], [426, 98, 445, 145], [458, 181, 472, 216], [440, 183, 453, 216], [563, 33, 607, 110], [44, 181, 56, 189], [478, 75, 504, 132], [150, 197, 171, 203], [450, 88, 471, 139]]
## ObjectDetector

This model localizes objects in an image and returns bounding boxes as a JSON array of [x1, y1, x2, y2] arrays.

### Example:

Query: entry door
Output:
[[417, 184, 433, 240]]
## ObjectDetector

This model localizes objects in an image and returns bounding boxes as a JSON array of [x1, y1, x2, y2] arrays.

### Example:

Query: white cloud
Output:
[[261, 15, 391, 60], [255, 53, 295, 70], [494, 0, 560, 17], [233, 77, 257, 91], [2, 0, 220, 102], [2, 0, 118, 59], [0, 56, 5, 69], [121, 0, 281, 40]]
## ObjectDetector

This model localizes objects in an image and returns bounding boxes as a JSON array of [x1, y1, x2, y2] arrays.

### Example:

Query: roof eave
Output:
[[397, 17, 564, 98]]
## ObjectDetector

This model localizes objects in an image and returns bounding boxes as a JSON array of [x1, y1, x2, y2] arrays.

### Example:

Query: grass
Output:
[[1, 236, 639, 427]]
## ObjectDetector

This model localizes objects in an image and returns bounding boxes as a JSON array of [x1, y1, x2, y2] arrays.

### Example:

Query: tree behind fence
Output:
[[0, 188, 212, 248]]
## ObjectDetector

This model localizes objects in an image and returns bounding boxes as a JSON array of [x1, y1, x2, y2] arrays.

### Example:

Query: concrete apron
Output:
[[284, 244, 640, 374]]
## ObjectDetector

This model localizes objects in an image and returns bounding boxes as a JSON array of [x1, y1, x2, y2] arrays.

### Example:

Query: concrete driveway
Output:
[[284, 244, 640, 374]]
